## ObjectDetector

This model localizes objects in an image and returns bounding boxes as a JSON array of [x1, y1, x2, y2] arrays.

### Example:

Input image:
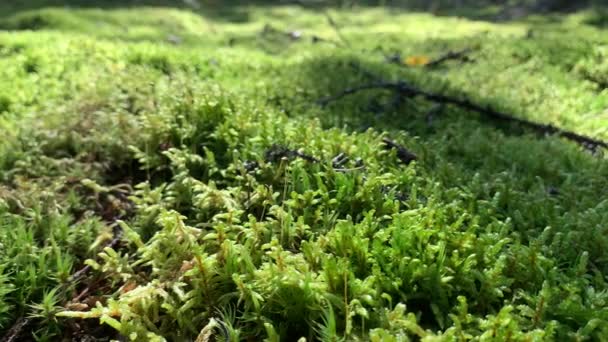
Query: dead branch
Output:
[[318, 80, 608, 150]]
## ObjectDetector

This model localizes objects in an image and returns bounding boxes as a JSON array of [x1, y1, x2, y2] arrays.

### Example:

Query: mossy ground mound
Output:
[[0, 1, 607, 341]]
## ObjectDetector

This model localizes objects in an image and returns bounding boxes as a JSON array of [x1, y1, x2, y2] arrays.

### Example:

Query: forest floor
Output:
[[0, 1, 608, 341]]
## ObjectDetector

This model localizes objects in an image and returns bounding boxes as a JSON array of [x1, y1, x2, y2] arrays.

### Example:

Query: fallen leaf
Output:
[[404, 55, 430, 66]]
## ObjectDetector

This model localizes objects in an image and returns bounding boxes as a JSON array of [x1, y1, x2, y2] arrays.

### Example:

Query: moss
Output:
[[0, 2, 607, 341]]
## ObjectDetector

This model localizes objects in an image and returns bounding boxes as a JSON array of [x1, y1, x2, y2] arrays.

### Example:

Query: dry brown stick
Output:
[[71, 286, 92, 304], [318, 81, 608, 150]]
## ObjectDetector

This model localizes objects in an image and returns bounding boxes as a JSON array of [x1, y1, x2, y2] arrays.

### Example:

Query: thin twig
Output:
[[318, 82, 400, 106], [412, 87, 608, 150], [288, 0, 350, 47], [71, 285, 92, 304], [324, 10, 350, 47], [425, 47, 474, 68], [1, 317, 31, 342], [318, 80, 608, 150], [265, 144, 320, 163]]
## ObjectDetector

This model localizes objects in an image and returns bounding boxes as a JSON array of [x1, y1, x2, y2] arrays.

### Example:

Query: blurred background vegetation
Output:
[[0, 0, 604, 15]]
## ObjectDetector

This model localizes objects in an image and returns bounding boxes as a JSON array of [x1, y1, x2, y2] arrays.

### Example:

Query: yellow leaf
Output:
[[404, 55, 430, 66]]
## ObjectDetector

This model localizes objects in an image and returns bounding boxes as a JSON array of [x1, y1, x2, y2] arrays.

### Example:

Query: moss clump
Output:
[[0, 2, 607, 341]]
